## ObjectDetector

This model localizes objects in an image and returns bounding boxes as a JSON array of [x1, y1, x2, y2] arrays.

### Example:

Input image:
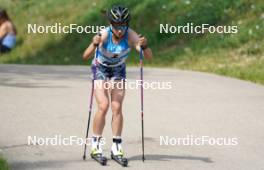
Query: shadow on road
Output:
[[0, 65, 144, 88], [10, 155, 213, 170], [129, 154, 213, 163], [10, 159, 88, 170]]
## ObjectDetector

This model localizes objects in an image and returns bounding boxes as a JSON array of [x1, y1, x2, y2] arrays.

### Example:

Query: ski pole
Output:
[[139, 45, 145, 162], [83, 33, 101, 160]]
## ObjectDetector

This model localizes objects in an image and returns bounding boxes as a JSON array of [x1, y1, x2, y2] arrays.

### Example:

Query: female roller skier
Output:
[[83, 5, 152, 165]]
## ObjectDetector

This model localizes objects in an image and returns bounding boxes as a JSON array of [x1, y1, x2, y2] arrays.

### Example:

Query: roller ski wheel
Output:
[[111, 152, 128, 167], [91, 153, 107, 166]]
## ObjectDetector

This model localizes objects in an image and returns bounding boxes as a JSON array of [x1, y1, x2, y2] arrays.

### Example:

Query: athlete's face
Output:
[[111, 23, 128, 38]]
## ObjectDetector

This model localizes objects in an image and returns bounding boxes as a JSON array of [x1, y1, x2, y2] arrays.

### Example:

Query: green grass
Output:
[[0, 156, 9, 170], [0, 0, 264, 84]]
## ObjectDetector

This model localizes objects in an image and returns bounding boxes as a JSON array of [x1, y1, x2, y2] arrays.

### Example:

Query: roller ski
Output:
[[91, 152, 107, 166], [111, 152, 128, 167], [90, 136, 107, 166], [111, 138, 128, 167]]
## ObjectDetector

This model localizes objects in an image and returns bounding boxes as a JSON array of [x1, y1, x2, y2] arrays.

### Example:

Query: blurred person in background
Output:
[[0, 8, 16, 54]]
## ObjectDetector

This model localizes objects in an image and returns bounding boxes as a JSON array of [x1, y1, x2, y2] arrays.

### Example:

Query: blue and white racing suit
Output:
[[92, 26, 131, 80]]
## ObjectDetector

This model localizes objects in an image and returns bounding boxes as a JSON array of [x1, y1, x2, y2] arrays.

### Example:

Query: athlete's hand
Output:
[[92, 34, 101, 46], [138, 35, 148, 47]]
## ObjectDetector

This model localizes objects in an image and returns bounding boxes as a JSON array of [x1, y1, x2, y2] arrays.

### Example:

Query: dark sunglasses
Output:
[[111, 24, 128, 31]]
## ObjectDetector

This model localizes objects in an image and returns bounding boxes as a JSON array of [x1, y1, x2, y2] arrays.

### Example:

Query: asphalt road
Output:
[[0, 64, 264, 170]]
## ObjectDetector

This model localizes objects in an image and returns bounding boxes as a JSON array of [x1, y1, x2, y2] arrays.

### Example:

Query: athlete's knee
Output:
[[111, 101, 122, 115], [98, 101, 109, 115]]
